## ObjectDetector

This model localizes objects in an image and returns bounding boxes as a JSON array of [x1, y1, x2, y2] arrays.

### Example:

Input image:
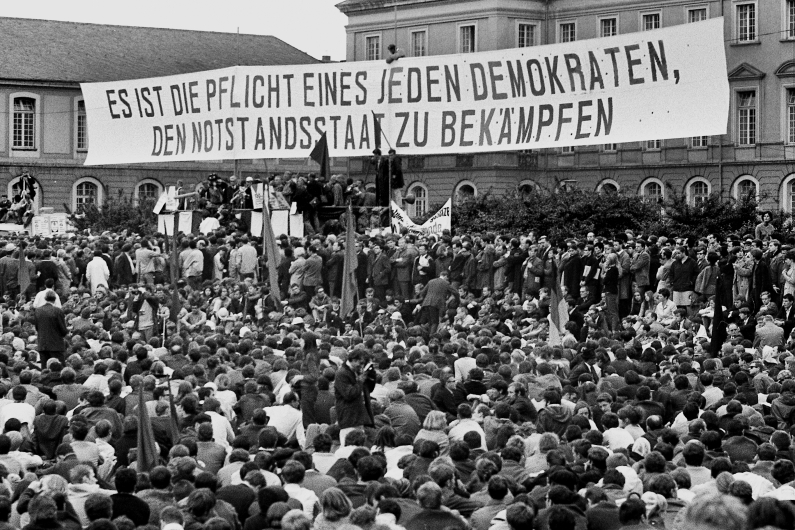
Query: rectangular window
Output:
[[691, 136, 709, 148], [646, 139, 662, 150], [459, 24, 476, 53], [365, 35, 380, 61], [600, 17, 617, 38], [410, 30, 426, 57], [12, 97, 35, 149], [642, 13, 661, 31], [736, 3, 757, 42], [738, 90, 757, 145], [688, 8, 708, 23], [77, 100, 88, 151], [560, 145, 575, 154], [559, 22, 576, 42], [602, 143, 617, 152], [787, 88, 795, 144], [517, 23, 536, 47], [788, 0, 795, 38]]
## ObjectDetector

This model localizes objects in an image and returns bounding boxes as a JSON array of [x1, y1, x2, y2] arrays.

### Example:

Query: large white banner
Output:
[[81, 19, 728, 166], [392, 199, 451, 236]]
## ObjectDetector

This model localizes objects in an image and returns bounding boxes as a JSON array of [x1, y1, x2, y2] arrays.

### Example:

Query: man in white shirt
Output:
[[0, 386, 36, 434], [281, 460, 319, 518], [601, 412, 635, 451], [447, 403, 488, 451], [701, 372, 723, 409], [263, 391, 306, 448], [203, 397, 235, 450], [33, 278, 62, 308]]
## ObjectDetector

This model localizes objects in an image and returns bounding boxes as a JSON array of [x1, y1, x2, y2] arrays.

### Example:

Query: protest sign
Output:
[[30, 213, 70, 237], [81, 19, 728, 165], [392, 199, 451, 236]]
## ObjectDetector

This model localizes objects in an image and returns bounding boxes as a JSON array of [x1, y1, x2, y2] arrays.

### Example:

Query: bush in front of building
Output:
[[67, 192, 157, 236]]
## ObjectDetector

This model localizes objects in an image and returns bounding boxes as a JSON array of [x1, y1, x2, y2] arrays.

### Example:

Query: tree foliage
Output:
[[67, 191, 157, 236]]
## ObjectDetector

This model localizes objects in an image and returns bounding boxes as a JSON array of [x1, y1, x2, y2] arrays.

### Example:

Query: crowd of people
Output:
[[0, 195, 790, 530]]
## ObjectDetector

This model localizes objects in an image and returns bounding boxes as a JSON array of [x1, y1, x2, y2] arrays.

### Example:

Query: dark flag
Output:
[[547, 258, 569, 347], [710, 275, 727, 354], [169, 212, 181, 323], [136, 385, 159, 472], [17, 242, 30, 297], [309, 132, 331, 179], [372, 111, 382, 150], [340, 206, 358, 318]]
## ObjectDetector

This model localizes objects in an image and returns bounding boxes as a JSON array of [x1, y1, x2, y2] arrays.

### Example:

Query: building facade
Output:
[[0, 17, 339, 216], [337, 0, 795, 219]]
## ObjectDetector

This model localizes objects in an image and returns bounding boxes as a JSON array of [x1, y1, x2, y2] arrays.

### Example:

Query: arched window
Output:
[[687, 177, 711, 206], [639, 178, 664, 203], [781, 174, 795, 213], [732, 175, 758, 201], [454, 180, 477, 205], [72, 177, 104, 213], [597, 179, 620, 193], [9, 92, 41, 157], [8, 175, 41, 215], [518, 180, 538, 201], [135, 179, 164, 205], [406, 182, 428, 218]]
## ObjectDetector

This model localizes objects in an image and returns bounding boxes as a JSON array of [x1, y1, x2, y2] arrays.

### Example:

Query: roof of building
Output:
[[0, 17, 319, 84]]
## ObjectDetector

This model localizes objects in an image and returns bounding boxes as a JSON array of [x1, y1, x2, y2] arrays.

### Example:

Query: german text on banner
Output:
[[392, 199, 451, 236], [81, 18, 728, 165]]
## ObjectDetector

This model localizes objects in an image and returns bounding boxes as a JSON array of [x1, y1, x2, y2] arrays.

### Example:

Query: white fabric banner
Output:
[[392, 199, 451, 236], [81, 19, 728, 165]]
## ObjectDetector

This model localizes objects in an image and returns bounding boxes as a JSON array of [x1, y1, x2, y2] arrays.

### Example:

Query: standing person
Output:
[[368, 242, 392, 301], [602, 253, 620, 331], [388, 149, 404, 203], [179, 239, 204, 289], [419, 270, 459, 335], [334, 349, 376, 446], [85, 250, 110, 295], [36, 249, 60, 292], [748, 248, 773, 314], [113, 244, 135, 287], [631, 240, 651, 298], [669, 246, 699, 316], [302, 244, 323, 298], [34, 290, 68, 366], [135, 238, 161, 285], [237, 236, 258, 280]]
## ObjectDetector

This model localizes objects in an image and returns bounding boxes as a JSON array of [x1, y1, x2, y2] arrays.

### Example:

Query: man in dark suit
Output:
[[776, 293, 795, 338], [195, 423, 226, 475], [419, 270, 459, 335], [113, 244, 135, 287], [34, 291, 68, 366], [368, 241, 392, 301]]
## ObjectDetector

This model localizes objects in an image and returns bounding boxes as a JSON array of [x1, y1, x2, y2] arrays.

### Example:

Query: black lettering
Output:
[[555, 103, 573, 141], [469, 63, 488, 101], [299, 117, 312, 149], [303, 73, 315, 107], [268, 75, 280, 108], [427, 66, 441, 103], [163, 124, 174, 156], [526, 60, 545, 96], [441, 111, 456, 147], [175, 123, 186, 154], [396, 112, 410, 148], [625, 44, 644, 85], [237, 117, 248, 149], [516, 107, 534, 144], [499, 108, 512, 145], [252, 76, 265, 108], [269, 117, 282, 149], [203, 120, 214, 152], [564, 54, 585, 92], [575, 100, 593, 140], [479, 109, 495, 146], [596, 97, 613, 136], [649, 40, 669, 82], [206, 80, 217, 111], [106, 90, 120, 119], [507, 61, 526, 99], [170, 85, 184, 116], [604, 48, 621, 87], [285, 117, 297, 149], [324, 72, 338, 106], [188, 81, 200, 113], [355, 71, 367, 105], [413, 112, 428, 147], [388, 67, 403, 104], [488, 61, 507, 100], [151, 126, 163, 155], [339, 71, 351, 106], [444, 65, 460, 103], [140, 87, 155, 117], [192, 121, 203, 152], [544, 56, 565, 94], [535, 104, 554, 142], [152, 86, 164, 116], [588, 52, 604, 91], [377, 69, 387, 104], [255, 117, 266, 150], [407, 68, 422, 103], [460, 110, 475, 147], [225, 117, 234, 150]]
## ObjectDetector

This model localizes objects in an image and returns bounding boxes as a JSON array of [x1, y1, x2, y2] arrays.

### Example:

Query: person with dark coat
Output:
[[111, 468, 151, 527], [536, 388, 573, 438], [334, 349, 376, 444], [113, 244, 135, 287], [419, 270, 459, 336], [30, 400, 68, 460], [34, 292, 68, 366], [748, 248, 773, 314]]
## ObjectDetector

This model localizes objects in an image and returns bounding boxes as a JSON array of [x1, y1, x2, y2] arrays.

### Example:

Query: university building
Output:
[[337, 0, 795, 219], [0, 18, 326, 216]]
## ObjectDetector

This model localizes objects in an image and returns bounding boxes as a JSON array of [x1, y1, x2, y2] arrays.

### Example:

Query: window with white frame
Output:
[[600, 17, 617, 38], [688, 7, 708, 23], [642, 180, 663, 203], [406, 183, 428, 218], [9, 176, 40, 214], [365, 35, 380, 60], [692, 136, 709, 148], [598, 180, 620, 193], [642, 12, 661, 31], [736, 2, 757, 42], [459, 24, 476, 53], [788, 87, 795, 144], [734, 176, 758, 199], [738, 90, 757, 145], [76, 99, 88, 151], [74, 178, 100, 213], [602, 143, 617, 152], [517, 23, 537, 48], [136, 180, 163, 203], [788, 0, 795, 38], [560, 145, 575, 154], [559, 22, 576, 42], [410, 30, 427, 57], [13, 97, 36, 149], [689, 179, 710, 205], [783, 174, 795, 212], [646, 139, 662, 150]]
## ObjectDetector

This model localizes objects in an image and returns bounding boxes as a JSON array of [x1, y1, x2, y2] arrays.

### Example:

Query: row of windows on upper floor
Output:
[[363, 1, 795, 59]]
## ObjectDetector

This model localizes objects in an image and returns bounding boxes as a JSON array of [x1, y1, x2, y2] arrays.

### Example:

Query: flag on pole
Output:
[[166, 379, 181, 445], [169, 212, 181, 324], [261, 203, 284, 310], [17, 242, 30, 298], [547, 259, 569, 347], [372, 111, 382, 151], [136, 385, 160, 472], [309, 132, 331, 178], [340, 206, 358, 318]]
